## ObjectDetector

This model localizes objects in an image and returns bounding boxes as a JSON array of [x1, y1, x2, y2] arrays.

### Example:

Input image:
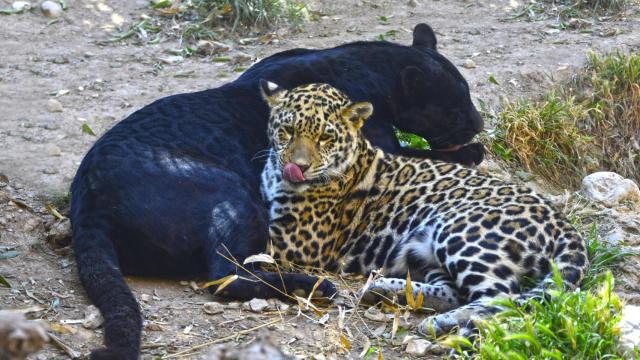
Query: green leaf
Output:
[[151, 0, 172, 9], [0, 275, 10, 288], [212, 56, 231, 63], [488, 74, 500, 85], [0, 8, 24, 15], [82, 123, 96, 136], [59, 0, 69, 10]]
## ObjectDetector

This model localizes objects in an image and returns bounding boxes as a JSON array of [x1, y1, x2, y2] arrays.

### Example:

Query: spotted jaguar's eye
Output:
[[282, 125, 294, 135], [318, 133, 332, 144]]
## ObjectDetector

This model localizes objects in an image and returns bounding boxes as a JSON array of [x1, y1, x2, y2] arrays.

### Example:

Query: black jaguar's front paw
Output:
[[285, 273, 336, 299]]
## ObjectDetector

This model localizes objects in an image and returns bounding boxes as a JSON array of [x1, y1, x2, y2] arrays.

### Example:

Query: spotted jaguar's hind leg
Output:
[[360, 268, 460, 312], [417, 275, 516, 337]]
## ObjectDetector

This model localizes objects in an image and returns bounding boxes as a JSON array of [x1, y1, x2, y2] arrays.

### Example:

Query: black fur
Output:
[[70, 24, 483, 359]]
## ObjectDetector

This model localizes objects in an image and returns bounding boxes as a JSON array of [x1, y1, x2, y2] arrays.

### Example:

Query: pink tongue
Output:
[[283, 163, 306, 183]]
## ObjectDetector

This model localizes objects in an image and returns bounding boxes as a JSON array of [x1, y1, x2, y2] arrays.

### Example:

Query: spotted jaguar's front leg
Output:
[[360, 268, 460, 312]]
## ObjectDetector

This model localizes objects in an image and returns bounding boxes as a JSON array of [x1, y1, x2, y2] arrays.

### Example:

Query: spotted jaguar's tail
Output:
[[73, 223, 141, 360]]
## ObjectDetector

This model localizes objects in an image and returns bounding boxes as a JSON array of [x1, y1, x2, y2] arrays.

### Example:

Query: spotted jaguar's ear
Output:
[[412, 23, 437, 50], [343, 102, 373, 129], [260, 79, 286, 106]]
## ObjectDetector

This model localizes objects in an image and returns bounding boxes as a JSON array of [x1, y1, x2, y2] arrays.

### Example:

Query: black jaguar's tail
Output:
[[73, 224, 141, 360]]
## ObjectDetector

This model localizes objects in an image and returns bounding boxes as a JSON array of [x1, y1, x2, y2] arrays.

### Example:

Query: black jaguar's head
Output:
[[393, 23, 483, 151]]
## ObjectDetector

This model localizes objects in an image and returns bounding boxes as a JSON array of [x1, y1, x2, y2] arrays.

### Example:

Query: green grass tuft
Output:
[[446, 271, 625, 359], [581, 223, 636, 289], [486, 51, 640, 189], [190, 0, 307, 33]]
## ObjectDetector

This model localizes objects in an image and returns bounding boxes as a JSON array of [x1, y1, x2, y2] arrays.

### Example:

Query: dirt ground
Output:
[[1, 0, 640, 359]]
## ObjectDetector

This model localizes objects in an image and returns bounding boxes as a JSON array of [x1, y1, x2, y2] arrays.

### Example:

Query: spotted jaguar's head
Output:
[[261, 80, 372, 185]]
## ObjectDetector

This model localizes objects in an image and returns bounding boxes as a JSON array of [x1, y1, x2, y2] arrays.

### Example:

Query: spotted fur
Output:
[[260, 82, 589, 336]]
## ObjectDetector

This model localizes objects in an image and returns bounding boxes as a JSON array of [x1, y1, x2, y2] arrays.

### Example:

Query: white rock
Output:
[[40, 1, 63, 18], [581, 172, 640, 207], [246, 298, 269, 313], [363, 307, 386, 322], [463, 58, 477, 69], [140, 294, 152, 303], [12, 1, 31, 11], [45, 144, 62, 156], [159, 55, 184, 65], [203, 301, 224, 315], [405, 338, 431, 356], [46, 99, 63, 113], [619, 304, 640, 358], [82, 305, 104, 329]]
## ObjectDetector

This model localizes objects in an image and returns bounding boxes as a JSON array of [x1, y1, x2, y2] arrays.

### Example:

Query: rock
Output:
[[45, 144, 62, 156], [407, 0, 419, 7], [140, 294, 152, 303], [203, 302, 224, 315], [619, 304, 640, 358], [159, 55, 184, 65], [82, 305, 104, 330], [405, 338, 431, 356], [12, 1, 31, 11], [40, 1, 63, 18], [463, 58, 476, 69], [145, 323, 167, 332], [0, 310, 49, 360], [196, 40, 231, 56], [267, 299, 290, 312], [245, 298, 270, 313], [581, 172, 640, 207], [46, 99, 63, 113], [363, 307, 386, 322], [46, 218, 71, 248]]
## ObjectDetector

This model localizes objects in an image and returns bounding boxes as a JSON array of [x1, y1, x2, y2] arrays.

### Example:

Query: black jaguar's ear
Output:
[[400, 66, 427, 97], [412, 23, 437, 50], [343, 102, 373, 129], [260, 79, 286, 106]]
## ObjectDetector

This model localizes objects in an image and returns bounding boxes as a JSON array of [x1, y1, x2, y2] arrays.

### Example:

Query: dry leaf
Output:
[[243, 253, 276, 265], [391, 310, 400, 339], [201, 274, 238, 291], [339, 334, 352, 351], [405, 271, 415, 308]]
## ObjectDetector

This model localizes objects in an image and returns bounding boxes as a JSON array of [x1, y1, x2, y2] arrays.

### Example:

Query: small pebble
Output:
[[245, 298, 269, 313], [47, 99, 63, 113], [140, 294, 152, 303], [12, 1, 31, 11], [405, 338, 431, 356], [45, 144, 62, 156], [159, 55, 184, 65], [363, 307, 386, 322], [82, 305, 104, 329], [203, 302, 224, 315], [463, 58, 477, 69], [40, 0, 63, 18]]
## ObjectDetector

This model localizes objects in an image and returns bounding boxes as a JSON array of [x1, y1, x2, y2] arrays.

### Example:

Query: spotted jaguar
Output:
[[259, 80, 588, 335]]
